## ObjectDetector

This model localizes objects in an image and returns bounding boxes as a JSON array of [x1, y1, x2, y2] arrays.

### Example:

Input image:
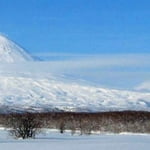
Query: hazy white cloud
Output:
[[135, 81, 150, 91], [1, 53, 150, 90], [33, 53, 150, 89], [33, 53, 150, 67]]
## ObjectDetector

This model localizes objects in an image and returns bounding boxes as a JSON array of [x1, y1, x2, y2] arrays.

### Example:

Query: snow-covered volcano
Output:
[[0, 34, 150, 113], [0, 34, 33, 63]]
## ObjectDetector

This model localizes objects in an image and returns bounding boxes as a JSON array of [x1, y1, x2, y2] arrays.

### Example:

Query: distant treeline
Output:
[[1, 111, 150, 135]]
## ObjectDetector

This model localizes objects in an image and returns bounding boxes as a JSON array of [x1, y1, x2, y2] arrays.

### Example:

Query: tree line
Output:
[[0, 111, 150, 139]]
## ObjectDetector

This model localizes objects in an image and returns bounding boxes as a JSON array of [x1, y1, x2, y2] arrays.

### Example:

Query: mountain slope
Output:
[[0, 34, 33, 63], [0, 75, 150, 113]]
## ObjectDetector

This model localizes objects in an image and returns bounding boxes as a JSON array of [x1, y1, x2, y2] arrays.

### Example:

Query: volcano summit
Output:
[[0, 34, 33, 63]]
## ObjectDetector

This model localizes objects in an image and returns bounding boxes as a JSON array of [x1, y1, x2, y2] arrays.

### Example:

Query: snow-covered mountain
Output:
[[0, 34, 150, 113], [0, 34, 33, 63], [0, 75, 150, 113]]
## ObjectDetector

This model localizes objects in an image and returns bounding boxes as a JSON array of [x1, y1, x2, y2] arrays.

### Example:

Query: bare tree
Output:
[[7, 113, 42, 139]]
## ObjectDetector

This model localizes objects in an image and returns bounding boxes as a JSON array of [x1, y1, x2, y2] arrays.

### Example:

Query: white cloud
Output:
[[33, 53, 150, 67], [135, 81, 150, 91], [1, 53, 150, 90]]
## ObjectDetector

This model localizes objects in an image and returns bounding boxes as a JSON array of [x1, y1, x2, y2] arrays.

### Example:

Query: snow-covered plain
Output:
[[0, 129, 150, 150]]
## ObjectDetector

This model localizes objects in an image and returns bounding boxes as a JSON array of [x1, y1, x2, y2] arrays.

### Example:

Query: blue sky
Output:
[[0, 0, 150, 54], [0, 0, 150, 90]]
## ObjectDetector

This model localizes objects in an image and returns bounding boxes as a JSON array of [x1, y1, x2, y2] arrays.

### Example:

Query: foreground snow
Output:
[[0, 129, 150, 150]]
